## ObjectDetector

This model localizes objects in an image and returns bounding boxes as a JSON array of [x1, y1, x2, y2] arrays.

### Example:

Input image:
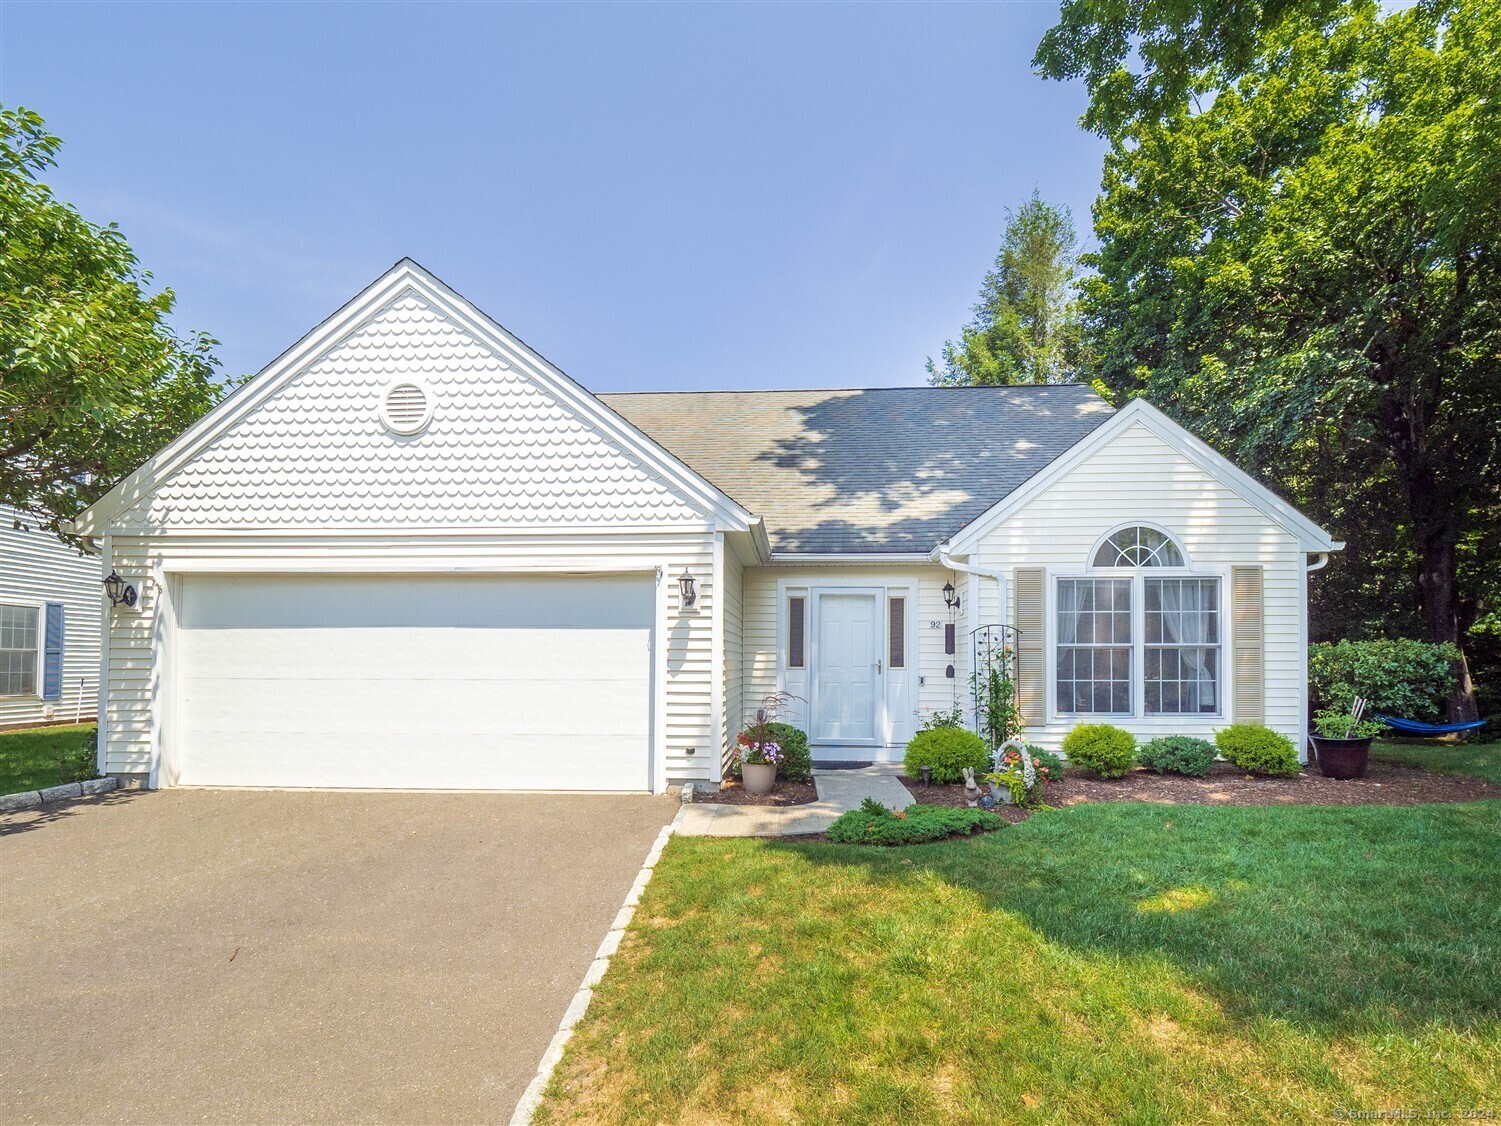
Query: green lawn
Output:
[[1372, 735, 1501, 783], [539, 801, 1501, 1123], [0, 723, 98, 794]]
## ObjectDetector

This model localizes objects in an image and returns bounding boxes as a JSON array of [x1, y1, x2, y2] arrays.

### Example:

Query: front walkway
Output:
[[677, 764, 915, 837]]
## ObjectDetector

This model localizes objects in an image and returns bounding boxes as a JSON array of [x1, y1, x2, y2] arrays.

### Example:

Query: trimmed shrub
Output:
[[1308, 639, 1459, 721], [1215, 724, 1300, 776], [766, 722, 811, 782], [828, 799, 1003, 846], [1060, 723, 1137, 779], [903, 728, 991, 785], [1138, 735, 1217, 777]]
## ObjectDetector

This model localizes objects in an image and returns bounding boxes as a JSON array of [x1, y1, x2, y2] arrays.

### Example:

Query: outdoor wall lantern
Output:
[[942, 581, 961, 612], [102, 569, 138, 609], [677, 568, 698, 609]]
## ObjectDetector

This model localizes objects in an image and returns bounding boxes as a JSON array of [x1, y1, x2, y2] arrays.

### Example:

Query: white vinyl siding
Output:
[[975, 421, 1307, 756], [721, 538, 744, 776], [100, 531, 718, 787], [741, 565, 968, 750], [0, 507, 101, 729]]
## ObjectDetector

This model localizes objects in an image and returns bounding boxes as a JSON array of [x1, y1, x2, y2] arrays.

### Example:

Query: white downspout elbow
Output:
[[1306, 552, 1330, 572]]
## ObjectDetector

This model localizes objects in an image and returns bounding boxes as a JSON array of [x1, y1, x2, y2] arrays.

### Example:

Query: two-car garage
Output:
[[171, 573, 655, 792]]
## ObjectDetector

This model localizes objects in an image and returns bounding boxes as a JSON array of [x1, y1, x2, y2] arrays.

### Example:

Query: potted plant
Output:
[[736, 732, 783, 794], [1310, 695, 1383, 779]]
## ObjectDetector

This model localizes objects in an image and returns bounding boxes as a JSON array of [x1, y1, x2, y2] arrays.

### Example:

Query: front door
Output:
[[814, 593, 879, 743]]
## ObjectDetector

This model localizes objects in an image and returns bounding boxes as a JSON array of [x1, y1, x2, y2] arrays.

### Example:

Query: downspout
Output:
[[1306, 552, 1330, 572], [936, 546, 1008, 725]]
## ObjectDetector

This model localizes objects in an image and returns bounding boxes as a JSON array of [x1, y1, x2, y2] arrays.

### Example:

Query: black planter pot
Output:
[[1310, 735, 1372, 779]]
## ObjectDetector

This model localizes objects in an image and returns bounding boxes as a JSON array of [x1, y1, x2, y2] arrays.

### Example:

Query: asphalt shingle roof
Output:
[[599, 384, 1117, 554]]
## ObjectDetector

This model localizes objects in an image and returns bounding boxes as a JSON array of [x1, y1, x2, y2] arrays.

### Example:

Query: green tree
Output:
[[0, 105, 232, 537], [1038, 0, 1501, 720], [928, 192, 1089, 386]]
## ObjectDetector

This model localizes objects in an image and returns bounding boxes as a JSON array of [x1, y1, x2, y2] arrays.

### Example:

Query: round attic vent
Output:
[[379, 381, 432, 435]]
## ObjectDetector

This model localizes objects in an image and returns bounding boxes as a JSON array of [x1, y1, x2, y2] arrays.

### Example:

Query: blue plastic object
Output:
[[1375, 714, 1488, 736]]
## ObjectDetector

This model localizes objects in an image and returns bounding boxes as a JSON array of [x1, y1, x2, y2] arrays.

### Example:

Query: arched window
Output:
[[1092, 525, 1184, 568]]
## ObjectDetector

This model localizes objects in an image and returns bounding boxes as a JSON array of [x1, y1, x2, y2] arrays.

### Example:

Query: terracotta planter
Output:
[[742, 762, 776, 795], [1311, 735, 1372, 779]]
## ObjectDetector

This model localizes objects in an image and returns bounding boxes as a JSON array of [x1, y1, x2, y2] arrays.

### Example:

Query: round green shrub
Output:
[[1215, 724, 1300, 776], [903, 727, 990, 784], [765, 722, 811, 782], [1137, 735, 1217, 777], [1060, 723, 1137, 779]]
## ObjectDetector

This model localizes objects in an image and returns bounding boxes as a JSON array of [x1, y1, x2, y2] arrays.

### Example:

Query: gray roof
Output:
[[599, 384, 1116, 554]]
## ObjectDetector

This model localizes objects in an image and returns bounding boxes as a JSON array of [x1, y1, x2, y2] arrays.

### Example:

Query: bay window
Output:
[[1056, 528, 1222, 718]]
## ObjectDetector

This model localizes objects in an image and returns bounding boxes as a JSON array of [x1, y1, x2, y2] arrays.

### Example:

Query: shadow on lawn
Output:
[[768, 800, 1501, 1032]]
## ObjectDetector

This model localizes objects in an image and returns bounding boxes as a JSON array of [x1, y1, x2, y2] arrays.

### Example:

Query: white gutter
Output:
[[936, 544, 1008, 630], [769, 552, 934, 565]]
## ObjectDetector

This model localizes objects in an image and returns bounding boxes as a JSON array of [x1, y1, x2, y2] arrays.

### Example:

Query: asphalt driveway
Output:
[[0, 788, 675, 1124]]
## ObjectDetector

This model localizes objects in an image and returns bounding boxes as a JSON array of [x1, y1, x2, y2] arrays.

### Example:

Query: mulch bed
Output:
[[693, 778, 819, 806], [900, 759, 1501, 822]]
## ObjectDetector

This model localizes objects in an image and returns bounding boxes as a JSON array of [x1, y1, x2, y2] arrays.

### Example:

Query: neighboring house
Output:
[[0, 506, 101, 730], [70, 260, 1339, 792]]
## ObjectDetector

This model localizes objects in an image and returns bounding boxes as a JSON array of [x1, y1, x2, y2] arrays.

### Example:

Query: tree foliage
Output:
[[928, 192, 1089, 386], [1039, 0, 1501, 719], [0, 105, 232, 536]]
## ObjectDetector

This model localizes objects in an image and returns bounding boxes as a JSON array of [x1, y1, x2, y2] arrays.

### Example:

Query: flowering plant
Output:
[[737, 732, 783, 767], [983, 740, 1055, 807]]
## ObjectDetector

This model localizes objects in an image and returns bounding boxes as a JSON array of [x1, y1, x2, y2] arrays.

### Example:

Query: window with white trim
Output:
[[1058, 528, 1221, 717], [0, 604, 39, 696]]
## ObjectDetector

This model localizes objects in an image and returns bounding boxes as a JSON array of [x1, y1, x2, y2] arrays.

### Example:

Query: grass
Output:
[[538, 801, 1501, 1124], [0, 723, 98, 793], [1372, 735, 1501, 784]]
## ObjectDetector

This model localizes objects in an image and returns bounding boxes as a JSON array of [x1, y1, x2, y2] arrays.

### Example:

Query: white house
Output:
[[1, 506, 102, 730], [70, 260, 1339, 792]]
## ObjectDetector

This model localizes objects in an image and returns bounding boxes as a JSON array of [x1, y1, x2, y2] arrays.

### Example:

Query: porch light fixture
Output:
[[102, 569, 138, 609], [943, 581, 960, 612], [677, 568, 697, 609]]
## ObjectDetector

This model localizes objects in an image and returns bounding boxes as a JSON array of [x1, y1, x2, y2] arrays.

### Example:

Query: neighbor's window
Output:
[[0, 604, 39, 696], [788, 596, 806, 668], [888, 596, 906, 669]]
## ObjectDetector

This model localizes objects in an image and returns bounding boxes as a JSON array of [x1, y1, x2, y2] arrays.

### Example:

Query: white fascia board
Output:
[[73, 259, 756, 537], [944, 398, 1338, 555], [767, 552, 937, 565]]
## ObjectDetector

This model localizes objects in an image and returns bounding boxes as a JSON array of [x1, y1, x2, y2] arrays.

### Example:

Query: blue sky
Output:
[[2, 2, 1105, 392]]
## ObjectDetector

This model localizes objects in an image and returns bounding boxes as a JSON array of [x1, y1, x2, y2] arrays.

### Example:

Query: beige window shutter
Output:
[[1231, 565, 1265, 724], [1014, 568, 1046, 726]]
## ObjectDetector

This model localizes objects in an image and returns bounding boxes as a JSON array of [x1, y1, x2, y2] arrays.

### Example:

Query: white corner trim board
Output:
[[508, 807, 685, 1125]]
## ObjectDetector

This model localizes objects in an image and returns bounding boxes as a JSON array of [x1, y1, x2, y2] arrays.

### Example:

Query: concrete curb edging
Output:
[[0, 776, 117, 813], [508, 804, 686, 1125]]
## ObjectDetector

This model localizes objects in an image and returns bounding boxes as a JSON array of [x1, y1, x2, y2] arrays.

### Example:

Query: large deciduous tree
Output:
[[1038, 0, 1501, 720], [0, 105, 230, 538], [928, 192, 1089, 386]]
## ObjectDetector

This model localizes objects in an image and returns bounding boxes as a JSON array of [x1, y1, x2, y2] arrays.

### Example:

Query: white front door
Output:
[[814, 593, 879, 744]]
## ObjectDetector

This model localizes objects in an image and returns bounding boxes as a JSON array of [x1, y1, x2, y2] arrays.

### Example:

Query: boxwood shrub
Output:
[[828, 799, 1003, 846], [903, 728, 991, 785], [1215, 724, 1301, 776], [1137, 735, 1217, 777], [766, 722, 811, 782], [1060, 723, 1137, 779]]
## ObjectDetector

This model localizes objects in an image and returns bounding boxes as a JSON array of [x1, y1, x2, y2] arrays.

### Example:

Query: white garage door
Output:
[[175, 573, 653, 791]]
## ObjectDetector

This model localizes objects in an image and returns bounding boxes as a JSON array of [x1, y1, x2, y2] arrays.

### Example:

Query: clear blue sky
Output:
[[1, 2, 1105, 392]]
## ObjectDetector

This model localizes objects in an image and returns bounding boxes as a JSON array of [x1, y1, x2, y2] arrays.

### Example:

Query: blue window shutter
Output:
[[42, 602, 64, 701]]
